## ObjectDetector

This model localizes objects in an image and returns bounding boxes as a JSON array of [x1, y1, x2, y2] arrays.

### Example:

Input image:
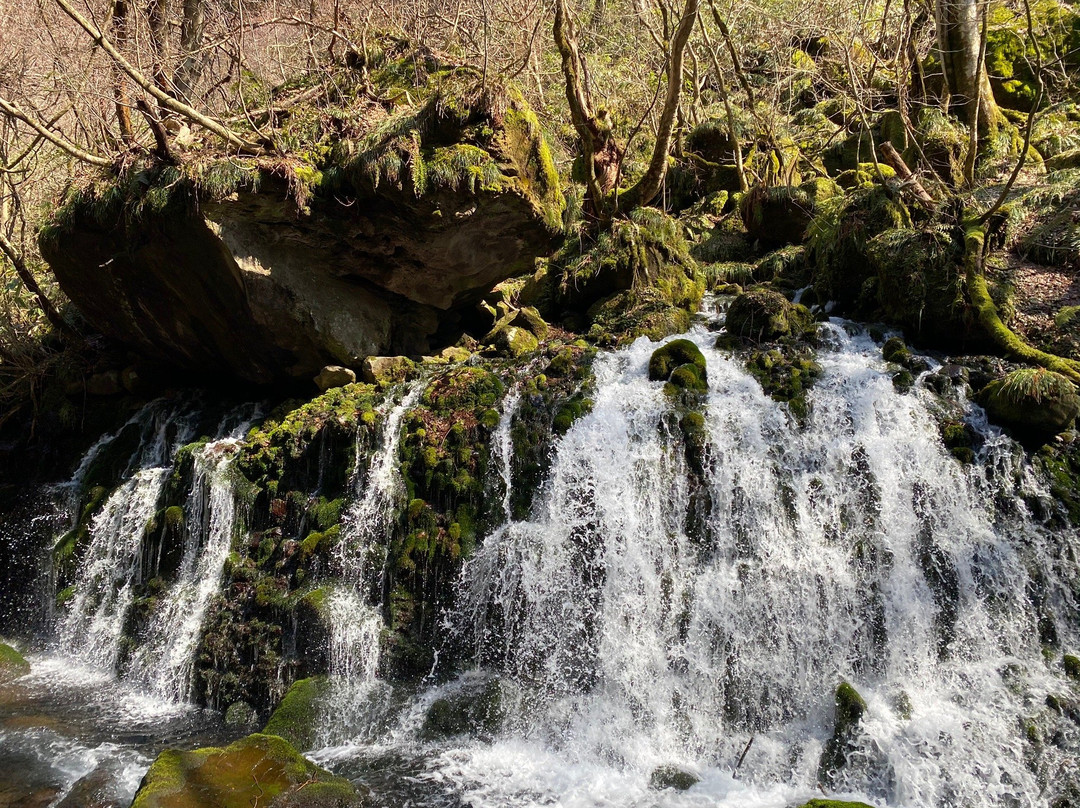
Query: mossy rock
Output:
[[818, 681, 867, 786], [809, 185, 912, 313], [740, 180, 840, 247], [649, 765, 699, 791], [492, 325, 540, 357], [586, 288, 694, 346], [726, 289, 813, 341], [130, 733, 361, 808], [0, 642, 30, 682], [978, 368, 1080, 441], [796, 801, 877, 808], [649, 339, 707, 383], [262, 676, 330, 750], [419, 677, 505, 740], [742, 346, 823, 421], [1064, 654, 1080, 680]]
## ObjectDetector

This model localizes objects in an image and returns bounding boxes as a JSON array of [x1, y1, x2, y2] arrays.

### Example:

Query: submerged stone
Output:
[[419, 678, 505, 740], [649, 765, 699, 791], [130, 733, 361, 808]]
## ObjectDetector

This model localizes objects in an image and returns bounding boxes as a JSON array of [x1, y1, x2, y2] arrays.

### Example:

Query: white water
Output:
[[395, 321, 1080, 808], [319, 383, 425, 743], [127, 410, 258, 702], [492, 387, 522, 522], [55, 405, 196, 671]]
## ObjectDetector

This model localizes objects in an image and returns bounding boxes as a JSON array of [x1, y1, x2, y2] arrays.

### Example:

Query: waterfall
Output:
[[55, 404, 196, 671], [435, 321, 1079, 808], [492, 387, 522, 523], [126, 409, 258, 702], [319, 383, 425, 743]]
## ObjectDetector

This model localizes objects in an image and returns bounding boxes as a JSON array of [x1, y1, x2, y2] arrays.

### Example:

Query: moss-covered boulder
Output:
[[0, 641, 30, 682], [649, 339, 707, 383], [130, 733, 361, 808], [40, 72, 563, 385], [262, 676, 330, 750], [977, 368, 1080, 441], [726, 289, 813, 341], [818, 681, 868, 786], [556, 207, 704, 319]]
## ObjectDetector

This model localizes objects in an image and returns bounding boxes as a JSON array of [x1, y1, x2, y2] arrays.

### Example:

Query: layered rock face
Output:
[[40, 86, 563, 385]]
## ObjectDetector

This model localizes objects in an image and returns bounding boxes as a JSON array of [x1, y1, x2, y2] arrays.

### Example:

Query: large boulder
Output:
[[130, 733, 362, 808], [978, 368, 1080, 441], [39, 85, 563, 385]]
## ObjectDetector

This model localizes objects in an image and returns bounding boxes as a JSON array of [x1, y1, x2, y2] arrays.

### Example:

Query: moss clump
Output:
[[978, 368, 1080, 441], [743, 347, 823, 421], [819, 681, 868, 786], [557, 207, 703, 316], [130, 732, 359, 808], [1065, 654, 1080, 679], [0, 642, 30, 682], [586, 288, 694, 346], [726, 289, 814, 341], [53, 484, 109, 588], [262, 676, 329, 750], [809, 185, 911, 312]]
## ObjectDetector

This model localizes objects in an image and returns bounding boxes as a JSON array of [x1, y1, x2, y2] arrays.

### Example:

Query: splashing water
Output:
[[427, 321, 1080, 808], [126, 409, 259, 702], [55, 405, 197, 672], [319, 383, 425, 744]]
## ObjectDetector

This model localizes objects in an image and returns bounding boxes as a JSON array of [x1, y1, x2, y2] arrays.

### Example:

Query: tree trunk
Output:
[[111, 0, 135, 143], [935, 0, 1003, 136], [174, 0, 207, 103], [146, 0, 174, 98]]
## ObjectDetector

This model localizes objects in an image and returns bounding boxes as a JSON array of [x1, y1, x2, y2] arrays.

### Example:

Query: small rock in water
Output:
[[55, 760, 127, 808], [649, 764, 699, 791], [224, 700, 258, 728], [314, 365, 356, 391]]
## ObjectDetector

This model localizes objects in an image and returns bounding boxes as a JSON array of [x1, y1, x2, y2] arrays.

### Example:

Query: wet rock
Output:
[[55, 760, 127, 808], [360, 356, 416, 387], [419, 678, 505, 740], [0, 642, 29, 682], [977, 369, 1080, 442], [818, 680, 867, 786], [130, 733, 361, 807], [314, 366, 356, 391], [262, 676, 328, 750], [795, 800, 877, 808], [649, 765, 699, 791], [1065, 654, 1080, 680], [224, 700, 259, 729], [513, 306, 550, 339]]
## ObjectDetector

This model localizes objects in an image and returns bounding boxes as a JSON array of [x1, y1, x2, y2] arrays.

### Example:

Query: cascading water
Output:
[[492, 387, 522, 523], [55, 404, 197, 672], [126, 408, 259, 702], [319, 383, 425, 743], [392, 319, 1080, 808]]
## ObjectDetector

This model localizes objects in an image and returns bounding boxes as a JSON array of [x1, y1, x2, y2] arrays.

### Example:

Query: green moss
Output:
[[726, 289, 814, 341], [262, 676, 330, 750], [0, 642, 30, 682], [649, 339, 707, 383], [819, 681, 868, 786], [130, 732, 358, 808], [419, 678, 505, 740], [743, 346, 823, 420], [1064, 654, 1080, 679], [978, 368, 1080, 440]]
